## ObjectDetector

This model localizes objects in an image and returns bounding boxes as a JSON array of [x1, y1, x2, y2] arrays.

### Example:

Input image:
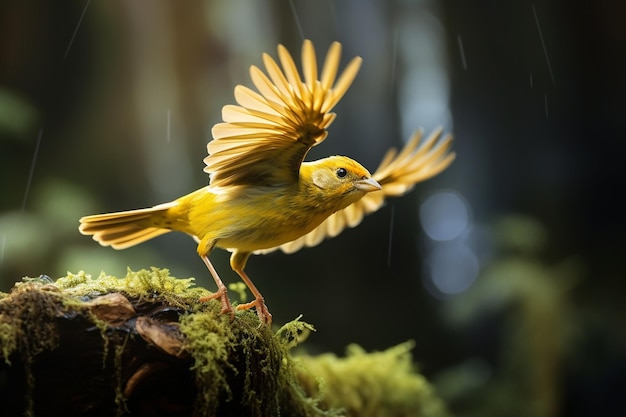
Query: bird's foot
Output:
[[199, 286, 235, 321], [237, 297, 272, 325]]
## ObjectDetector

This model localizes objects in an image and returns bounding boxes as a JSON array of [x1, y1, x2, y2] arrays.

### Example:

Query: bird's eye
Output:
[[336, 168, 347, 178]]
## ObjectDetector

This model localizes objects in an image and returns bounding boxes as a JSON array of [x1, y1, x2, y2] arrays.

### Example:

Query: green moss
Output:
[[113, 338, 130, 417], [0, 268, 448, 417], [179, 309, 238, 413], [55, 267, 209, 306], [0, 320, 17, 364], [294, 342, 450, 417], [178, 307, 332, 416], [0, 279, 69, 416], [0, 279, 65, 364]]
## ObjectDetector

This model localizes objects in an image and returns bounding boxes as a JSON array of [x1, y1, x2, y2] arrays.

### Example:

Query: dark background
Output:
[[1, 1, 625, 416]]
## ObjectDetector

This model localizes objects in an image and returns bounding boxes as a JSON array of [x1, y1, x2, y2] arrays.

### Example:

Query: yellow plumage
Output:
[[79, 40, 455, 324]]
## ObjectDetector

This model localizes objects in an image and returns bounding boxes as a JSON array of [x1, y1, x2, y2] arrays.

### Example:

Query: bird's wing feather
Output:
[[205, 40, 362, 187], [256, 129, 455, 254]]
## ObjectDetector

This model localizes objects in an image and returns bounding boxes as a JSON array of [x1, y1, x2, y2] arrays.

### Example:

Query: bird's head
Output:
[[302, 156, 382, 210]]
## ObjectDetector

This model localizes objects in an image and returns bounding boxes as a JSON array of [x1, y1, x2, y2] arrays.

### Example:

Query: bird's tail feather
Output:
[[79, 204, 175, 250]]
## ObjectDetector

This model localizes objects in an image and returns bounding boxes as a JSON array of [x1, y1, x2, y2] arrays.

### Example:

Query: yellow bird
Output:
[[79, 40, 455, 325]]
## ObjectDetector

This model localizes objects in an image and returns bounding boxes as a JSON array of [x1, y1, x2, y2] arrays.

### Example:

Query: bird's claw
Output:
[[237, 298, 272, 325], [199, 287, 235, 321]]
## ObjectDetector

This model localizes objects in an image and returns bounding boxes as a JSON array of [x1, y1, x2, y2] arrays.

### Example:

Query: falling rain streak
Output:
[[288, 0, 305, 40], [166, 109, 171, 142], [457, 35, 467, 71], [63, 0, 92, 60], [532, 4, 555, 86], [21, 129, 43, 212]]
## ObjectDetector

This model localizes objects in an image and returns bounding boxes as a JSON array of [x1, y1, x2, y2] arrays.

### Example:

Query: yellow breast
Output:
[[167, 185, 334, 252]]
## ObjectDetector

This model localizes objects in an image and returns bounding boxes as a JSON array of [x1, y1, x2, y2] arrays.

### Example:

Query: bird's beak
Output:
[[355, 177, 382, 192]]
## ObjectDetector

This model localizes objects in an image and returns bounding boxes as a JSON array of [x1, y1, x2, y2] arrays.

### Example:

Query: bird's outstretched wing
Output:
[[205, 40, 362, 187], [256, 128, 455, 254]]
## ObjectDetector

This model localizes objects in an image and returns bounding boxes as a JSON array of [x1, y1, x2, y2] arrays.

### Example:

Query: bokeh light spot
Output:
[[426, 243, 479, 295], [420, 190, 470, 241]]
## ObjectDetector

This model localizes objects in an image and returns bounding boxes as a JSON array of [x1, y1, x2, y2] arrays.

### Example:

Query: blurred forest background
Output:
[[1, 1, 625, 416]]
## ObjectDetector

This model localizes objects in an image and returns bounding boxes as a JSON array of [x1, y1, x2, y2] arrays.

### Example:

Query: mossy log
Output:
[[0, 268, 448, 417]]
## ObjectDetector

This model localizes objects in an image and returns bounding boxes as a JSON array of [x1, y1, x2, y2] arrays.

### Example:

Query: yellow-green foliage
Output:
[[295, 342, 450, 417]]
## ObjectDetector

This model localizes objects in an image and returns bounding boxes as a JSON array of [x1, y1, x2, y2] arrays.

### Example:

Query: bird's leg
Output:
[[197, 241, 234, 320], [234, 268, 272, 325], [230, 251, 272, 325]]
